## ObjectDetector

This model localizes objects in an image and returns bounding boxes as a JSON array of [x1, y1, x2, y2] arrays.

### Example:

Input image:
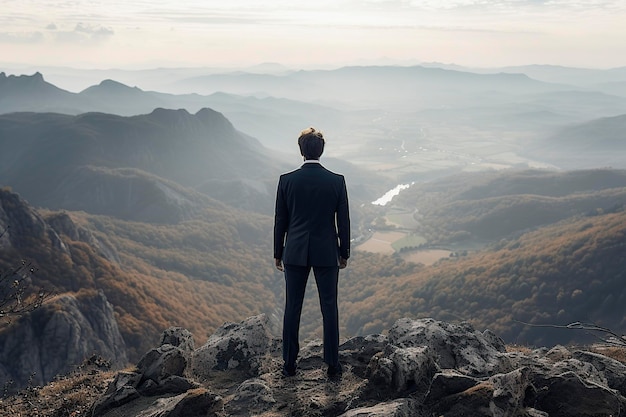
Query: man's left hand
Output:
[[339, 257, 348, 269]]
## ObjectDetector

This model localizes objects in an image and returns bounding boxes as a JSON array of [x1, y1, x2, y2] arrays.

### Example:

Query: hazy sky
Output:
[[2, 0, 626, 70]]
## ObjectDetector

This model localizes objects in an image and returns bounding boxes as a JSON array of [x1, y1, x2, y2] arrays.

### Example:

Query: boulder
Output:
[[534, 371, 624, 417], [91, 328, 200, 416], [431, 367, 531, 417], [90, 371, 142, 416], [191, 314, 274, 379], [573, 350, 626, 395], [339, 334, 389, 378], [225, 377, 276, 415], [388, 318, 511, 377], [137, 344, 187, 385], [365, 344, 437, 397], [425, 369, 479, 403], [338, 398, 420, 417], [161, 327, 195, 353]]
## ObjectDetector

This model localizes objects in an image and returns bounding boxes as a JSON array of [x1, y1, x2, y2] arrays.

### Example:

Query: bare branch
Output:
[[0, 227, 53, 326], [516, 319, 626, 347]]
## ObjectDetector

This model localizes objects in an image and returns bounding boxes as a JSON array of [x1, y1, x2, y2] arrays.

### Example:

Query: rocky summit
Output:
[[90, 315, 626, 417]]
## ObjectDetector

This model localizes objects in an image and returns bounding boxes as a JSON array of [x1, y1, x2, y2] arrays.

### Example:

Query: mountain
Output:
[[0, 108, 286, 217], [4, 69, 626, 169], [79, 79, 171, 114], [174, 65, 575, 110], [0, 72, 351, 151], [0, 72, 89, 113], [527, 114, 626, 169], [495, 64, 626, 89]]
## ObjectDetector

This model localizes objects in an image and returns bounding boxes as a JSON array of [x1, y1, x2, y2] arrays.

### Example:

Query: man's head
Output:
[[298, 127, 325, 160]]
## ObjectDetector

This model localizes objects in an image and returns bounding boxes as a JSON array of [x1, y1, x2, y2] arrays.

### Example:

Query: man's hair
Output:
[[298, 127, 325, 159]]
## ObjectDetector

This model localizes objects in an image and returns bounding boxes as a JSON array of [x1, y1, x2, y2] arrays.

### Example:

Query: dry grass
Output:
[[590, 346, 626, 364], [0, 356, 115, 417]]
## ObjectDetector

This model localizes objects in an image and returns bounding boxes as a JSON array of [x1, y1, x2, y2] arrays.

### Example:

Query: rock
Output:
[[0, 290, 127, 391], [544, 344, 571, 362], [388, 318, 511, 377], [425, 369, 479, 403], [161, 327, 195, 353], [140, 375, 196, 396], [431, 368, 532, 417], [338, 398, 420, 417], [86, 316, 626, 417], [225, 377, 276, 414], [191, 314, 274, 379], [432, 380, 496, 417], [489, 367, 531, 416], [162, 388, 223, 417], [0, 189, 66, 253], [573, 350, 626, 395], [534, 371, 625, 417], [340, 334, 389, 378], [137, 344, 187, 384], [90, 371, 142, 416], [112, 389, 223, 417], [366, 344, 437, 397]]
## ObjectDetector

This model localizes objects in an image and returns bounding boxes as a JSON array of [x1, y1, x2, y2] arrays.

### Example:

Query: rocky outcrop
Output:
[[90, 315, 626, 417], [45, 211, 120, 263], [91, 327, 221, 417], [0, 290, 127, 393], [0, 189, 67, 254]]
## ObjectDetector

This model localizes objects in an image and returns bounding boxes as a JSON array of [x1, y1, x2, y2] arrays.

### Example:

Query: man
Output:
[[274, 127, 350, 378]]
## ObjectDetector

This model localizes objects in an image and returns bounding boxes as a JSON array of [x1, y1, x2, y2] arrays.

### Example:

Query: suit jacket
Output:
[[274, 162, 350, 267]]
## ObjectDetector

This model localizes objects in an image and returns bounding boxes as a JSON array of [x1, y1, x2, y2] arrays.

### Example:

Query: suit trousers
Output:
[[283, 264, 340, 368]]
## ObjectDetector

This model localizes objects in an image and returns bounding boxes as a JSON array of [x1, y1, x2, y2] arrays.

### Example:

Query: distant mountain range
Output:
[[0, 72, 346, 150], [3, 67, 626, 170]]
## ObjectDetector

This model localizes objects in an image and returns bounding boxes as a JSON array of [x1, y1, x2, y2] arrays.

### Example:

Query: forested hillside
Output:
[[0, 188, 277, 360], [392, 168, 626, 245], [344, 208, 626, 346]]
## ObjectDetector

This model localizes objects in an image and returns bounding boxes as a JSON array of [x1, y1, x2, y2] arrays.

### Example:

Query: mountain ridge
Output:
[[0, 108, 285, 216]]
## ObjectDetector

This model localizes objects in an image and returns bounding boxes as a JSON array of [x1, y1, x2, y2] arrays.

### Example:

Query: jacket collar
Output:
[[301, 159, 322, 168]]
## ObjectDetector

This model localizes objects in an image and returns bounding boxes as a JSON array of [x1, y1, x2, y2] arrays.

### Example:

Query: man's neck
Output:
[[303, 159, 321, 164]]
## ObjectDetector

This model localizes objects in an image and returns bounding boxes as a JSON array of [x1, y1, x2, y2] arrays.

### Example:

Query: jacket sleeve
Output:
[[337, 177, 350, 260], [273, 177, 288, 260]]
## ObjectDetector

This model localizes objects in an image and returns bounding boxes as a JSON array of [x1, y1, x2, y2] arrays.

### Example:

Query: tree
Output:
[[0, 227, 51, 326]]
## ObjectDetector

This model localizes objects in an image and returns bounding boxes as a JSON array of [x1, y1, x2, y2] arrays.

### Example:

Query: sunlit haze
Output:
[[2, 0, 626, 70]]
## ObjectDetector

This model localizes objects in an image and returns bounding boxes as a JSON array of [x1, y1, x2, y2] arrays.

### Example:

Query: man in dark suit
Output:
[[274, 127, 350, 378]]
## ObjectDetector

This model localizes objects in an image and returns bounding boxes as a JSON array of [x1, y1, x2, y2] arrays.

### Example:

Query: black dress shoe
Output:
[[282, 364, 296, 377], [327, 363, 343, 377]]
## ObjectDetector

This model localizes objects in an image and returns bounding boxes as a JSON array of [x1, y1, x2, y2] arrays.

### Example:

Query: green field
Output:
[[391, 234, 427, 251], [385, 211, 419, 228]]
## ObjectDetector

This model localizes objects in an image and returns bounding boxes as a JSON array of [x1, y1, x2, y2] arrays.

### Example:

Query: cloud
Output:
[[0, 31, 44, 44], [54, 23, 114, 43], [46, 23, 57, 30]]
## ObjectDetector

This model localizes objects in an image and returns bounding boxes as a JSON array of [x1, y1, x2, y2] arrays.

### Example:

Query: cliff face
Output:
[[0, 290, 127, 392], [0, 189, 127, 392]]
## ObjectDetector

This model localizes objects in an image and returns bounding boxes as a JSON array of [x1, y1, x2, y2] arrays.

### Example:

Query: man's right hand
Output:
[[339, 257, 348, 269], [275, 258, 284, 272]]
